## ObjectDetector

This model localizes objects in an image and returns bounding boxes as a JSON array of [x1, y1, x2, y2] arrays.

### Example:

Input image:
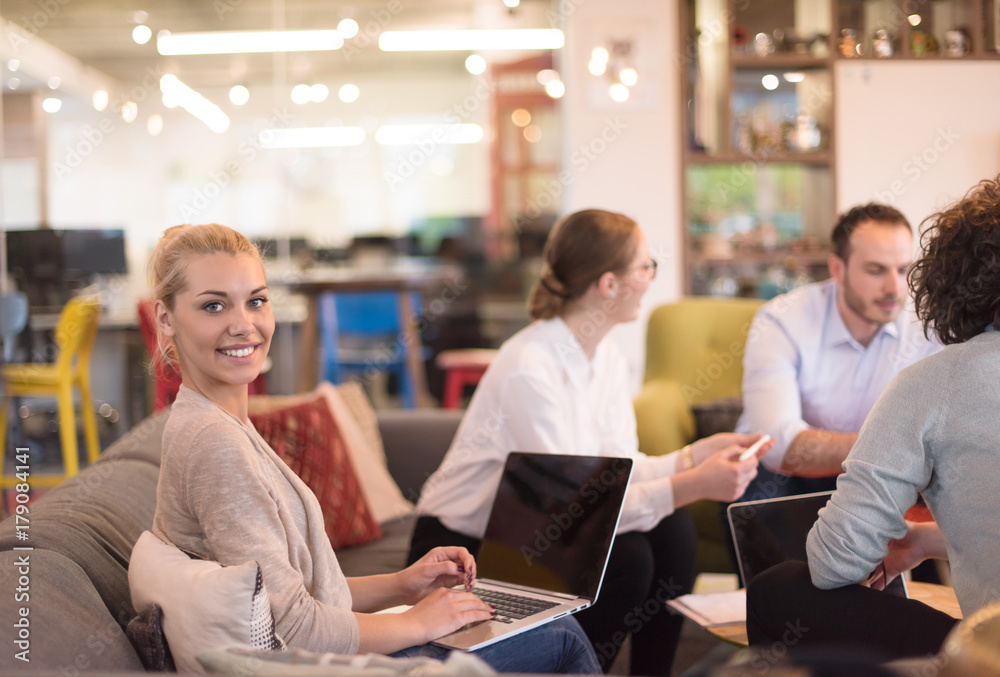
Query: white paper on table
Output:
[[667, 590, 747, 628]]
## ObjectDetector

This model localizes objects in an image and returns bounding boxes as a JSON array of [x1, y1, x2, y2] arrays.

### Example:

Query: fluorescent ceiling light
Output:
[[379, 29, 564, 52], [160, 74, 230, 133], [158, 30, 343, 55], [375, 124, 484, 145], [260, 127, 366, 149]]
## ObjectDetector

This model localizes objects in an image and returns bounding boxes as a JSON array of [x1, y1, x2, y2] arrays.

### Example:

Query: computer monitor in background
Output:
[[409, 215, 484, 260], [256, 237, 309, 259], [5, 229, 68, 309], [63, 228, 128, 278], [5, 228, 128, 309]]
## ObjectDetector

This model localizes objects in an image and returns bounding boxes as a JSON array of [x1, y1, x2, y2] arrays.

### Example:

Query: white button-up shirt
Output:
[[417, 317, 682, 537]]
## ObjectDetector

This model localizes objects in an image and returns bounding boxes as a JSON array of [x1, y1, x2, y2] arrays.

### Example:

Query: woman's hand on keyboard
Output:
[[405, 588, 495, 642], [396, 546, 478, 605]]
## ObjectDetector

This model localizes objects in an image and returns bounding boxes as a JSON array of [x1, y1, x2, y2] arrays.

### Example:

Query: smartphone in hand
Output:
[[738, 434, 772, 462]]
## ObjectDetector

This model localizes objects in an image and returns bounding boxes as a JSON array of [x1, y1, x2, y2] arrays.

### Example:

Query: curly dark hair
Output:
[[908, 175, 1000, 345]]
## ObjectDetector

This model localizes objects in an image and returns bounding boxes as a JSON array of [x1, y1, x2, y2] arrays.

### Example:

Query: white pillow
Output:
[[128, 531, 285, 674]]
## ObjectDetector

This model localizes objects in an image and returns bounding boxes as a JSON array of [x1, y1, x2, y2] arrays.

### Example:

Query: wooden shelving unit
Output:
[[678, 0, 1000, 298]]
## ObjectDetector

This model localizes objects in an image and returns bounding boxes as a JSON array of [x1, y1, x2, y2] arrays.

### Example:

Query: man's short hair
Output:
[[831, 203, 911, 261]]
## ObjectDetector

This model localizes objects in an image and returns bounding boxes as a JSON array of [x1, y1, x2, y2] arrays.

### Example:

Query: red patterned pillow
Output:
[[249, 396, 382, 549]]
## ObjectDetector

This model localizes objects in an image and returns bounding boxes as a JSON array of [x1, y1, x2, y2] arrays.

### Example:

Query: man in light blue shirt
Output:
[[735, 203, 941, 499]]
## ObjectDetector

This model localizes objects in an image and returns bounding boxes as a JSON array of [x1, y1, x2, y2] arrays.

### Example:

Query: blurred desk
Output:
[[285, 261, 463, 406], [29, 307, 137, 332]]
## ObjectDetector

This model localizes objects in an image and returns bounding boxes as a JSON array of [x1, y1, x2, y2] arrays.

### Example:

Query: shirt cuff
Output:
[[760, 420, 812, 472], [632, 451, 680, 483], [618, 475, 676, 533]]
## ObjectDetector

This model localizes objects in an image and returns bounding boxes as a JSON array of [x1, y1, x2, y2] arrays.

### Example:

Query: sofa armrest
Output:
[[634, 378, 697, 457], [0, 549, 145, 672], [376, 409, 463, 503], [635, 380, 736, 574]]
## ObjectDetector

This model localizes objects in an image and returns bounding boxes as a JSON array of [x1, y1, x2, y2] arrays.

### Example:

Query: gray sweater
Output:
[[808, 330, 1000, 616], [152, 386, 360, 653]]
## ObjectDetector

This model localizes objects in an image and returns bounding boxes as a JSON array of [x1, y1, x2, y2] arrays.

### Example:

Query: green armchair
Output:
[[634, 297, 762, 573]]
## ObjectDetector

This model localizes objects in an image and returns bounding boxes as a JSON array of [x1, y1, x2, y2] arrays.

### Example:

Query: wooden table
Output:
[[673, 582, 963, 647], [284, 261, 464, 406]]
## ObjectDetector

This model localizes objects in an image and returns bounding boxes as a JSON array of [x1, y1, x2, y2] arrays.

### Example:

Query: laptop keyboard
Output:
[[472, 587, 560, 624]]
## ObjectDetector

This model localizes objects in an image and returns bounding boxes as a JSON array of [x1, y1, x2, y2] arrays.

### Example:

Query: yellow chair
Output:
[[1, 297, 102, 488], [634, 297, 762, 572]]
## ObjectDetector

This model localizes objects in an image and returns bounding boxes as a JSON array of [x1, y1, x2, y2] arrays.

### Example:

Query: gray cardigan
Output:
[[808, 330, 1000, 616], [152, 386, 360, 653]]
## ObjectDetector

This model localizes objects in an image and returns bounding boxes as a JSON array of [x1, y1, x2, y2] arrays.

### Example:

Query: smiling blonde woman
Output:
[[142, 223, 600, 673]]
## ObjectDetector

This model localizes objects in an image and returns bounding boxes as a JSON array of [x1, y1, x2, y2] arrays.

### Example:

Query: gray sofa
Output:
[[0, 407, 462, 674]]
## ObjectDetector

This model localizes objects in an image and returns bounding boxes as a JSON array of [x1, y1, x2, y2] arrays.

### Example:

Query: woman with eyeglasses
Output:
[[409, 208, 770, 676]]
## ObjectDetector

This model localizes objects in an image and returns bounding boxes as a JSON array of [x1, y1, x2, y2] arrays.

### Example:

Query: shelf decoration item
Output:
[[786, 115, 822, 152], [873, 29, 893, 58], [910, 30, 938, 57], [773, 28, 827, 55], [944, 29, 971, 57], [838, 28, 861, 57], [753, 32, 776, 57]]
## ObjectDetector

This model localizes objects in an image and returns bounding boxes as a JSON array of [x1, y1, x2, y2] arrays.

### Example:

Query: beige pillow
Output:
[[128, 531, 285, 675], [335, 381, 391, 468], [318, 382, 414, 524]]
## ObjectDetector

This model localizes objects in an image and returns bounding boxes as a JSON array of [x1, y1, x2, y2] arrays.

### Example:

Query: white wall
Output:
[[41, 70, 493, 269], [559, 0, 682, 391], [836, 61, 1000, 229]]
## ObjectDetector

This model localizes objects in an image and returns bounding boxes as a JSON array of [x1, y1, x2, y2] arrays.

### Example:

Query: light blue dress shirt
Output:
[[736, 279, 941, 472]]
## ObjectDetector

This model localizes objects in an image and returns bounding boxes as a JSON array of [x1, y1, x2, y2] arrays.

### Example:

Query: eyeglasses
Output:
[[623, 259, 658, 280]]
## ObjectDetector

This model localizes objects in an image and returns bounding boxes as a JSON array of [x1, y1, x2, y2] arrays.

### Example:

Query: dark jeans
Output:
[[746, 561, 958, 660], [392, 616, 601, 674], [409, 510, 697, 676]]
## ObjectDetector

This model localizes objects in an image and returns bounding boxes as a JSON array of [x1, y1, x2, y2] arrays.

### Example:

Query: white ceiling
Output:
[[0, 0, 554, 96]]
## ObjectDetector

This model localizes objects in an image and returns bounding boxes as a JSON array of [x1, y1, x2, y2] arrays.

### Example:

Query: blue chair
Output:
[[318, 291, 423, 409], [0, 292, 28, 364]]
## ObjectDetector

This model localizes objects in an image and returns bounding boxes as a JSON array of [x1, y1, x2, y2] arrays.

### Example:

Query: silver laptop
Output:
[[432, 452, 633, 651], [727, 491, 907, 597]]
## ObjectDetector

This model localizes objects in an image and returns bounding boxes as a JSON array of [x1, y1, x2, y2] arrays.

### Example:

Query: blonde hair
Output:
[[147, 223, 263, 366], [528, 209, 640, 320]]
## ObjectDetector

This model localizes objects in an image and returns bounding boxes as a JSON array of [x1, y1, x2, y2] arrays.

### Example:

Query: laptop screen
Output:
[[478, 453, 632, 600], [728, 490, 906, 597], [729, 491, 834, 585]]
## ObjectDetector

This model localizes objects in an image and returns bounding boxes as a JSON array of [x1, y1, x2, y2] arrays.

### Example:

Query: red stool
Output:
[[137, 299, 183, 411], [436, 349, 497, 409]]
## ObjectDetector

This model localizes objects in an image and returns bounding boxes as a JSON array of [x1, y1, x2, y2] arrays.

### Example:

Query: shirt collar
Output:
[[824, 283, 901, 349]]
